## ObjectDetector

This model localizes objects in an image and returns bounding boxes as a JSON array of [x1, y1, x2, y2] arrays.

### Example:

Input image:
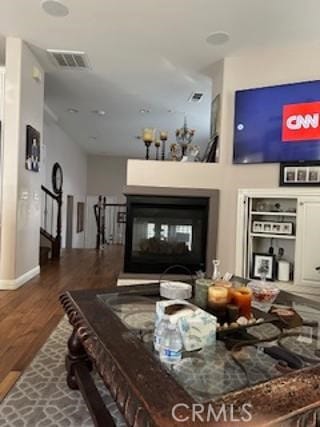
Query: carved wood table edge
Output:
[[60, 285, 320, 427]]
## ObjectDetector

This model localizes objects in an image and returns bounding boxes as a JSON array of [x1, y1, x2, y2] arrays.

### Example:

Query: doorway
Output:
[[66, 195, 74, 249]]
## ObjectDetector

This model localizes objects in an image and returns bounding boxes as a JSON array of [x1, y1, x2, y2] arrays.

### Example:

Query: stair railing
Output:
[[94, 195, 126, 249], [41, 185, 62, 259]]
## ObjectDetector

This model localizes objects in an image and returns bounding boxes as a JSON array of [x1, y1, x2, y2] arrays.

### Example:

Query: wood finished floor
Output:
[[0, 247, 123, 401]]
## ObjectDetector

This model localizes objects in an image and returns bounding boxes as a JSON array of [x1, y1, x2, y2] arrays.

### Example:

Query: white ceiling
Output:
[[1, 0, 320, 157]]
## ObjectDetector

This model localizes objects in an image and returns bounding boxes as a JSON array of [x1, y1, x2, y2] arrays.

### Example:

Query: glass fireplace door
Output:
[[124, 196, 209, 274]]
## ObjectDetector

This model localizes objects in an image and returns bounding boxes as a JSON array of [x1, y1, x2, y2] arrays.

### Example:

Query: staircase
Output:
[[40, 185, 62, 266]]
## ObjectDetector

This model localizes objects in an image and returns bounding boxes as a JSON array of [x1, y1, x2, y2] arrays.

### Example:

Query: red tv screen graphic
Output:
[[282, 101, 320, 142]]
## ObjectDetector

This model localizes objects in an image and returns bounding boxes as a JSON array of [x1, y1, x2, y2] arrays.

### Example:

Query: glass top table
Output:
[[98, 290, 320, 404]]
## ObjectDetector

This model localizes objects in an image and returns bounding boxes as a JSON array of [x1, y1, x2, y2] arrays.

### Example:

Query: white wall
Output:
[[128, 45, 320, 274], [43, 116, 87, 248], [87, 155, 127, 201], [0, 38, 44, 288]]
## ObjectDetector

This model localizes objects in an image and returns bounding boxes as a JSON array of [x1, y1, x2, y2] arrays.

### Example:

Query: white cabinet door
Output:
[[295, 198, 320, 287]]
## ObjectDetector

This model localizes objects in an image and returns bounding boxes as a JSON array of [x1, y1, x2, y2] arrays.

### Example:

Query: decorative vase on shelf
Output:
[[212, 259, 221, 281]]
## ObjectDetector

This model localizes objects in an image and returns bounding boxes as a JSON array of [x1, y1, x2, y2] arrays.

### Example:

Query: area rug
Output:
[[0, 317, 126, 427]]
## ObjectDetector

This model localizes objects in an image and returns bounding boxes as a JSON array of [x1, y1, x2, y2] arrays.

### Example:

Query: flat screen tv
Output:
[[233, 80, 320, 164]]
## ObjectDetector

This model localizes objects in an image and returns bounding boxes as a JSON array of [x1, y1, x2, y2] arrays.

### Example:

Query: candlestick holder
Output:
[[155, 140, 161, 160], [142, 128, 155, 160], [144, 140, 152, 160], [159, 131, 168, 160]]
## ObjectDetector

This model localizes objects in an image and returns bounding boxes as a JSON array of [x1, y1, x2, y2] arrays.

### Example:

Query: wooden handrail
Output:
[[41, 185, 63, 260], [41, 185, 60, 201]]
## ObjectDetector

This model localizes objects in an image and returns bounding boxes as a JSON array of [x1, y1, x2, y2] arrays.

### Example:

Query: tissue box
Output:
[[155, 300, 217, 351]]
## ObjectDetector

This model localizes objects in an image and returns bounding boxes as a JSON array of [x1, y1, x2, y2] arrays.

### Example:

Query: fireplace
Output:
[[124, 188, 219, 276]]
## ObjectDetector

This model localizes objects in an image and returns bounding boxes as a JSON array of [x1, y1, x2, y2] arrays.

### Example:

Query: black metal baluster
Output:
[[44, 193, 48, 231], [51, 197, 54, 236]]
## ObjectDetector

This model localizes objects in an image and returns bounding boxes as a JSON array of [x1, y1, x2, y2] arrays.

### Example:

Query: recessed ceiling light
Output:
[[92, 109, 106, 116], [67, 108, 79, 113], [41, 0, 69, 17], [140, 109, 151, 114], [206, 31, 230, 46]]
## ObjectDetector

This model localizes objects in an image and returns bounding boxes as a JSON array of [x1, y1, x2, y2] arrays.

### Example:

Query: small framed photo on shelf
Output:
[[252, 220, 293, 235], [252, 253, 276, 281], [280, 161, 320, 186]]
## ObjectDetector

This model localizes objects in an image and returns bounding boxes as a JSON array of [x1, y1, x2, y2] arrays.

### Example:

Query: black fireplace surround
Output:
[[124, 195, 211, 274]]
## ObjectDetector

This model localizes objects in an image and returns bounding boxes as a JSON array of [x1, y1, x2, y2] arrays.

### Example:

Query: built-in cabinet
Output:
[[236, 189, 320, 294], [295, 197, 320, 287]]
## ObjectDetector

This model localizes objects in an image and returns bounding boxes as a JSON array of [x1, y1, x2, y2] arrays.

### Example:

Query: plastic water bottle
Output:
[[153, 315, 170, 352], [159, 321, 183, 365]]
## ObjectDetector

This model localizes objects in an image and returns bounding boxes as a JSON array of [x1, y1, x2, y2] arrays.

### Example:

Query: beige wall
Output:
[[0, 38, 44, 287], [128, 45, 320, 274], [87, 155, 127, 201]]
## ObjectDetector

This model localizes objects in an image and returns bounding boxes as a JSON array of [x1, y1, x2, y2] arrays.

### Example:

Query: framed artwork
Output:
[[202, 135, 218, 163], [252, 253, 276, 281], [25, 125, 40, 172], [77, 202, 85, 233], [117, 211, 127, 224], [280, 161, 320, 186], [210, 94, 221, 139]]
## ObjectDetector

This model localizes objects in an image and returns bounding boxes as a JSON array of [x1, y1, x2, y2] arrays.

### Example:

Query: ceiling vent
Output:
[[47, 49, 91, 70], [189, 92, 204, 103]]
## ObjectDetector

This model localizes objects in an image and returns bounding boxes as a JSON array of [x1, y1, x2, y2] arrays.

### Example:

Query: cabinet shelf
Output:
[[251, 211, 297, 217], [250, 233, 296, 240], [237, 191, 320, 288]]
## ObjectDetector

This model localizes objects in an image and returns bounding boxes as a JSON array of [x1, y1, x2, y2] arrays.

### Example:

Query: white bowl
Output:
[[160, 281, 192, 300]]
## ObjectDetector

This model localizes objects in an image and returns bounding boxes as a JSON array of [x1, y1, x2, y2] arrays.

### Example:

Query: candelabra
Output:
[[176, 116, 195, 157]]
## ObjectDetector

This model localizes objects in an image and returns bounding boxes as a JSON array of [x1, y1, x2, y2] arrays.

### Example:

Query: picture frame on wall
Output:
[[280, 161, 320, 186], [77, 202, 85, 233], [117, 211, 127, 224], [25, 125, 40, 172], [252, 253, 276, 281], [202, 135, 219, 163], [210, 94, 221, 140]]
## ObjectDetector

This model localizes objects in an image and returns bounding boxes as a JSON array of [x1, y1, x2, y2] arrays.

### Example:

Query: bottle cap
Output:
[[167, 322, 176, 330]]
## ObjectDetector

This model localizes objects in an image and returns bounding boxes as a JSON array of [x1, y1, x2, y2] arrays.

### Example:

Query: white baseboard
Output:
[[0, 265, 40, 290]]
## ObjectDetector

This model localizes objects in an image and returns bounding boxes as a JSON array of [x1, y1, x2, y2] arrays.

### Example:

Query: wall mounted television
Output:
[[233, 80, 320, 164]]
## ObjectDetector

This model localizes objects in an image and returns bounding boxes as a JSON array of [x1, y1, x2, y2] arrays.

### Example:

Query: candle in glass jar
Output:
[[214, 280, 234, 303], [233, 287, 252, 319], [208, 286, 228, 309], [207, 286, 228, 322], [194, 278, 213, 309]]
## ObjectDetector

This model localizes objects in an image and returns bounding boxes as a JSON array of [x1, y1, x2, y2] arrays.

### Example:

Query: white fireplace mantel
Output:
[[126, 159, 224, 190]]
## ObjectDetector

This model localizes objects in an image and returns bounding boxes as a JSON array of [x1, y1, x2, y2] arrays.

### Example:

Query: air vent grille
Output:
[[189, 92, 204, 103], [47, 49, 90, 70]]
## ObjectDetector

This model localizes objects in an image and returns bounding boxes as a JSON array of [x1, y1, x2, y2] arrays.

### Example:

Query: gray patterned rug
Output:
[[0, 318, 126, 427]]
